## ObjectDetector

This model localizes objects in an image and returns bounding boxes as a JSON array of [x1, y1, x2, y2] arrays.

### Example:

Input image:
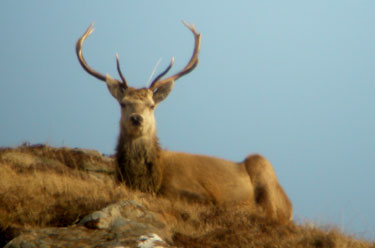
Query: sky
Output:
[[1, 0, 374, 240]]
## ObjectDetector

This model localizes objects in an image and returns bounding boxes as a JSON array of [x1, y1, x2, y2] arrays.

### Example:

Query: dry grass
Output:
[[0, 164, 125, 228], [172, 207, 373, 248], [0, 144, 129, 246], [0, 144, 374, 248]]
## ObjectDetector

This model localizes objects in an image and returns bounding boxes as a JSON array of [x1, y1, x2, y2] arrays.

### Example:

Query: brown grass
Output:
[[0, 144, 373, 248]]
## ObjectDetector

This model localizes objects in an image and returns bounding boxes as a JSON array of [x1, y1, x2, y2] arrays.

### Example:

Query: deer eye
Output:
[[150, 104, 156, 110], [120, 103, 126, 108]]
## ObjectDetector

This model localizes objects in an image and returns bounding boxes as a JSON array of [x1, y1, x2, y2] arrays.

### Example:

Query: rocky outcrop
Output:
[[5, 200, 171, 248]]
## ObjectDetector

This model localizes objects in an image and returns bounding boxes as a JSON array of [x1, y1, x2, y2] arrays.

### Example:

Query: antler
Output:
[[76, 23, 128, 89], [116, 53, 128, 87], [77, 22, 200, 91], [149, 21, 201, 91]]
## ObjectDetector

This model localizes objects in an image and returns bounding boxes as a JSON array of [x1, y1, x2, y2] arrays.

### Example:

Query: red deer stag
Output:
[[76, 22, 293, 223]]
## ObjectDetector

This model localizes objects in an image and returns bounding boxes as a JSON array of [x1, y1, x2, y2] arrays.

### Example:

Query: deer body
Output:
[[158, 151, 255, 204], [76, 22, 293, 223]]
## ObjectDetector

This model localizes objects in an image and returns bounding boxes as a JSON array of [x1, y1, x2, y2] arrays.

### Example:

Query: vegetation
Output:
[[0, 144, 373, 247]]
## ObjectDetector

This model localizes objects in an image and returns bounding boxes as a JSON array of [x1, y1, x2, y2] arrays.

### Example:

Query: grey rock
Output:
[[5, 201, 172, 248]]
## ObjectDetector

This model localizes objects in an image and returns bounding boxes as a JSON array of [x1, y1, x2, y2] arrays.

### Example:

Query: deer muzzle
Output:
[[129, 114, 143, 126]]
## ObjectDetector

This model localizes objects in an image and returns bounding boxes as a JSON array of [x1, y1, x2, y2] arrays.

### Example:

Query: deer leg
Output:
[[244, 154, 293, 223]]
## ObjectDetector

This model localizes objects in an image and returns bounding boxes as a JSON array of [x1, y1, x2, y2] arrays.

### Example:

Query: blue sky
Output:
[[1, 1, 374, 240]]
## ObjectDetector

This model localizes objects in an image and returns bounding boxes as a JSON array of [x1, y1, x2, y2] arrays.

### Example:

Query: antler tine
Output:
[[76, 23, 106, 82], [149, 21, 201, 91], [149, 57, 175, 90], [76, 23, 124, 87], [116, 53, 128, 89]]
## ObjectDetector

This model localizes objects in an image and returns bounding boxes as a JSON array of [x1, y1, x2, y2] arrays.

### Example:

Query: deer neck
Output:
[[115, 130, 162, 193]]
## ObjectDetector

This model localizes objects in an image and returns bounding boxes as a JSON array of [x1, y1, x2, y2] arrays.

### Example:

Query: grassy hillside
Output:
[[0, 144, 373, 247]]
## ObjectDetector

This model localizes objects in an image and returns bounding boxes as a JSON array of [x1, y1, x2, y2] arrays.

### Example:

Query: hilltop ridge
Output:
[[0, 144, 373, 247]]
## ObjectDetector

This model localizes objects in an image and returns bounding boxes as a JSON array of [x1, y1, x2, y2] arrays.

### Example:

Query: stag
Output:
[[76, 22, 292, 223]]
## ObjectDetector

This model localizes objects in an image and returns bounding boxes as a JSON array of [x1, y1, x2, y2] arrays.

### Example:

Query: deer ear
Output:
[[153, 80, 174, 104], [105, 74, 125, 101]]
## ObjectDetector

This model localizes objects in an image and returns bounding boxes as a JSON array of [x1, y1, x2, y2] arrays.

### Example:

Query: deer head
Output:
[[76, 22, 201, 139]]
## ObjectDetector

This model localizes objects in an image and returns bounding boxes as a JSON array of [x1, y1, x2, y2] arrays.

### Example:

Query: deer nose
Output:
[[130, 114, 143, 126]]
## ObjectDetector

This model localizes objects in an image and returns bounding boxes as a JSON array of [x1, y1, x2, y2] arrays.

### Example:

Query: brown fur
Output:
[[116, 132, 162, 193], [113, 89, 292, 223], [115, 129, 292, 223], [124, 87, 150, 100]]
